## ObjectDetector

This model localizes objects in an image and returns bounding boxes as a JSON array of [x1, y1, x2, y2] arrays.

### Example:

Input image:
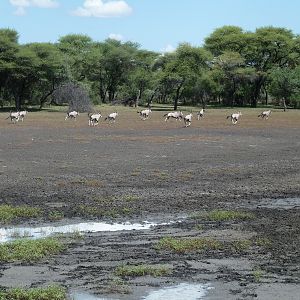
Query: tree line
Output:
[[1, 25, 300, 111]]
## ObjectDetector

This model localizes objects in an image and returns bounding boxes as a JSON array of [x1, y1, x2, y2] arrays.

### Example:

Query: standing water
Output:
[[143, 283, 212, 300], [0, 221, 167, 243], [70, 283, 212, 300]]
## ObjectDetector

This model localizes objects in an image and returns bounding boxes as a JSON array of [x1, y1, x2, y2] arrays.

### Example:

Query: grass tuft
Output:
[[0, 238, 65, 262], [0, 285, 66, 300], [48, 210, 64, 221], [252, 267, 264, 282], [193, 210, 255, 222], [105, 278, 131, 294], [0, 204, 41, 223], [115, 264, 171, 277], [231, 240, 252, 252], [255, 237, 272, 248]]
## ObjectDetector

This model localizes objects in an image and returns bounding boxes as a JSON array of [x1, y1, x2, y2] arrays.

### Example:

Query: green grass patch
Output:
[[155, 237, 223, 253], [0, 285, 66, 300], [0, 204, 42, 223], [255, 237, 272, 248], [193, 210, 255, 222], [156, 237, 255, 254], [48, 210, 64, 221], [91, 195, 114, 204], [122, 195, 140, 202], [105, 278, 131, 294], [115, 264, 171, 277], [231, 240, 252, 252], [252, 267, 264, 282], [0, 238, 65, 262]]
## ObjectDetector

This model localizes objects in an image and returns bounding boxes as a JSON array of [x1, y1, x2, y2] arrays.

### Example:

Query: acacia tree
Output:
[[0, 29, 19, 107], [123, 49, 158, 106], [9, 45, 41, 110], [84, 39, 140, 103], [204, 26, 300, 106], [155, 43, 211, 110], [26, 43, 68, 108], [58, 34, 93, 82], [269, 67, 300, 109]]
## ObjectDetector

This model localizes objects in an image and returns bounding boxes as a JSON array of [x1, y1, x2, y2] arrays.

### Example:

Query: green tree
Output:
[[26, 43, 68, 108], [9, 45, 40, 110], [269, 67, 300, 109], [58, 34, 93, 81], [204, 26, 298, 107], [0, 29, 19, 107], [156, 43, 211, 110], [85, 39, 141, 103]]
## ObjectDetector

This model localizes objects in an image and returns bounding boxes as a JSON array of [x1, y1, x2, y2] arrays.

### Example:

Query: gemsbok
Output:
[[6, 111, 20, 123], [258, 110, 271, 120], [227, 111, 242, 125], [138, 108, 151, 120], [105, 112, 118, 123], [164, 111, 184, 122], [184, 113, 193, 127], [197, 108, 205, 120], [65, 111, 79, 120], [88, 112, 102, 126]]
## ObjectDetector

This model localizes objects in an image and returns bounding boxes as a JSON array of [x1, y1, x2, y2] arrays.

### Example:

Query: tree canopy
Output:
[[1, 25, 300, 110]]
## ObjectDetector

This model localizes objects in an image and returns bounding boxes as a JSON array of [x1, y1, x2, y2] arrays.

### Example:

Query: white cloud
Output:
[[72, 0, 132, 18], [161, 44, 176, 53], [108, 33, 124, 41], [10, 0, 59, 15]]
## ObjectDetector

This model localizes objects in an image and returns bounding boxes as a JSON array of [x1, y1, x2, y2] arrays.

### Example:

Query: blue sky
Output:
[[0, 0, 299, 52]]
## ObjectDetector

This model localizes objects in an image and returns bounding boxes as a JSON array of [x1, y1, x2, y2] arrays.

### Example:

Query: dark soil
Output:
[[0, 109, 299, 299]]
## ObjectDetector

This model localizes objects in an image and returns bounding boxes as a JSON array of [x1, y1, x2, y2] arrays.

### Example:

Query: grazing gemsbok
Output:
[[19, 110, 28, 122], [163, 111, 184, 122], [197, 108, 205, 120], [258, 110, 271, 120], [6, 111, 20, 123], [105, 112, 118, 123], [184, 113, 193, 127], [65, 111, 79, 120], [227, 111, 242, 125], [137, 108, 151, 120], [88, 112, 102, 126]]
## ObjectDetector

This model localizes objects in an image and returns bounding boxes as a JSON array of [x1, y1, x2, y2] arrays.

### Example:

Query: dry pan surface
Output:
[[0, 108, 299, 299]]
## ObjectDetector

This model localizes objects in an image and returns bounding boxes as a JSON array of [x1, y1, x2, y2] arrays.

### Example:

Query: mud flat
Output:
[[0, 109, 299, 299]]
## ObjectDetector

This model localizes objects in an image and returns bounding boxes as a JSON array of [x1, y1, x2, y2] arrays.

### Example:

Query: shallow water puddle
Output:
[[71, 283, 212, 300], [70, 292, 110, 300], [0, 221, 164, 243], [142, 283, 212, 300]]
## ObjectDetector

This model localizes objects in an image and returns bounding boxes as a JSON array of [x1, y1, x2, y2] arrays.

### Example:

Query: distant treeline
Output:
[[1, 25, 300, 111]]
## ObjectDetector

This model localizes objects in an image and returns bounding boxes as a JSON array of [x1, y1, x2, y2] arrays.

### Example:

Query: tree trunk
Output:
[[39, 84, 56, 109], [263, 84, 268, 105], [15, 95, 21, 111], [174, 81, 184, 111], [135, 89, 141, 107], [251, 75, 265, 108], [283, 98, 287, 111]]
